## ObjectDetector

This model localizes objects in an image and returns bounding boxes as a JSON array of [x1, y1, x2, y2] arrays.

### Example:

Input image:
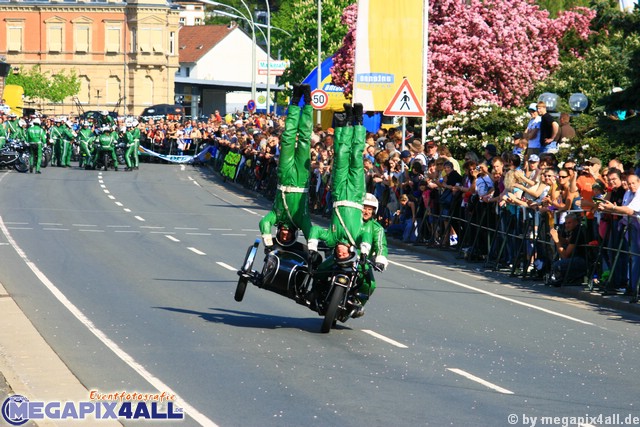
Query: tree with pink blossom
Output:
[[331, 0, 595, 117]]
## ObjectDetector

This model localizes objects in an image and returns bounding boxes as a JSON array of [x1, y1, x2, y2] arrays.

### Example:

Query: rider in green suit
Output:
[[259, 84, 313, 249], [93, 125, 118, 171], [77, 121, 95, 168], [25, 118, 47, 174]]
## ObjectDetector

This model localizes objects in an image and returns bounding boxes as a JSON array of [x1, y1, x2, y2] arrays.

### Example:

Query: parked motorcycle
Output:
[[93, 140, 125, 171], [40, 142, 52, 168], [235, 239, 380, 333], [0, 139, 30, 173]]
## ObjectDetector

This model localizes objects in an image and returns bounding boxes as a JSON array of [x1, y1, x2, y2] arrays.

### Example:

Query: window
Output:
[[185, 67, 190, 77], [75, 25, 90, 53], [48, 24, 64, 52], [138, 28, 150, 52], [169, 31, 175, 55], [7, 22, 24, 52], [195, 18, 202, 25], [139, 28, 162, 53], [105, 25, 120, 53], [151, 29, 162, 53]]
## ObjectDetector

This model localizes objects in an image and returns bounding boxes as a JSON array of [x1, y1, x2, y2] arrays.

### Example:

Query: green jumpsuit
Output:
[[77, 127, 95, 167], [124, 127, 140, 169], [0, 122, 6, 149], [259, 104, 313, 246], [25, 124, 47, 173], [357, 217, 389, 300], [308, 123, 371, 255], [93, 131, 118, 169], [6, 119, 21, 140]]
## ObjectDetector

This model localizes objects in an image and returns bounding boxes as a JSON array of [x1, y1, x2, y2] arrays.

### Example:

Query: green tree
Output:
[[536, 0, 592, 17], [271, 0, 353, 97], [6, 65, 80, 106]]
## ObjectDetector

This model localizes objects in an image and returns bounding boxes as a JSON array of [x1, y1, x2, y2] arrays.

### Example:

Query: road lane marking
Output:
[[124, 208, 132, 213], [4, 222, 29, 225], [39, 223, 62, 226], [140, 226, 165, 229], [186, 233, 211, 236], [181, 165, 186, 171], [175, 227, 198, 230], [108, 195, 116, 200], [241, 229, 260, 232], [72, 224, 97, 227], [115, 202, 123, 207], [221, 234, 246, 236], [188, 176, 194, 181], [100, 184, 106, 188], [79, 229, 105, 233], [115, 230, 140, 233], [103, 189, 110, 194], [151, 231, 172, 234], [188, 247, 206, 255], [361, 330, 408, 348], [7, 227, 33, 230], [107, 225, 130, 228], [134, 216, 145, 222], [446, 368, 514, 395], [216, 262, 237, 272], [43, 228, 69, 231], [0, 216, 219, 427], [166, 235, 180, 242], [193, 181, 201, 187], [389, 260, 594, 326], [242, 208, 257, 215], [209, 228, 232, 231]]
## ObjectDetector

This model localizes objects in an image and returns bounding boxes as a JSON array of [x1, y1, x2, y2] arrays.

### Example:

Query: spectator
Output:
[[425, 141, 439, 163], [537, 101, 559, 154], [409, 138, 428, 171], [547, 213, 588, 286], [555, 112, 576, 143], [388, 193, 417, 242], [524, 103, 541, 157]]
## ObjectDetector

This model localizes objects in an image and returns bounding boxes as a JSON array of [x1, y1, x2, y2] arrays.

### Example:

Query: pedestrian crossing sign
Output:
[[383, 78, 425, 117]]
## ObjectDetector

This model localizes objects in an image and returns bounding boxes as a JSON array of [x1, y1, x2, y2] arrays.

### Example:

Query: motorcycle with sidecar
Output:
[[235, 239, 379, 333]]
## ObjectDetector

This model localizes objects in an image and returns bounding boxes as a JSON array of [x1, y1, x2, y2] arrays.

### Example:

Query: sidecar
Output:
[[235, 239, 311, 304]]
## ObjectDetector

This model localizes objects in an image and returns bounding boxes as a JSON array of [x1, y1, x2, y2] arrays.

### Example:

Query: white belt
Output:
[[278, 185, 308, 193], [333, 200, 363, 210]]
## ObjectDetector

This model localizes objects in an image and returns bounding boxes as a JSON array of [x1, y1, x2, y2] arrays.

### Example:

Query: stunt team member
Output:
[[25, 118, 47, 174], [259, 83, 313, 250], [307, 103, 372, 258], [77, 121, 95, 168], [93, 125, 118, 170], [124, 119, 141, 171]]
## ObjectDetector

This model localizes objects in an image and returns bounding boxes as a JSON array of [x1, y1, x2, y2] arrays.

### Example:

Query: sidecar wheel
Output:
[[321, 286, 345, 333], [241, 239, 260, 273]]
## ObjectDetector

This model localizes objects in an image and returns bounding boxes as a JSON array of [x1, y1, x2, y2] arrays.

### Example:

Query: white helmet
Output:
[[131, 119, 139, 127], [101, 124, 111, 132], [363, 193, 379, 214], [83, 121, 91, 127], [125, 119, 134, 128], [101, 110, 109, 116], [19, 119, 27, 127]]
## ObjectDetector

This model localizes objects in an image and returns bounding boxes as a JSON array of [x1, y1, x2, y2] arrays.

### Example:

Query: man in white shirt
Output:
[[598, 174, 640, 303], [524, 103, 541, 157]]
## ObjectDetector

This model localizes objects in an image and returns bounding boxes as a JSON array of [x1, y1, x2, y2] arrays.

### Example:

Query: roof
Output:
[[179, 25, 235, 63]]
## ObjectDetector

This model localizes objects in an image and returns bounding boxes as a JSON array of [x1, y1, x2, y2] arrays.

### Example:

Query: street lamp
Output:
[[265, 0, 271, 115], [202, 0, 257, 102]]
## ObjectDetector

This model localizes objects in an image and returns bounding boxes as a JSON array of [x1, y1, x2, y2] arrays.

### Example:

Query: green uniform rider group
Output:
[[0, 111, 141, 173], [259, 83, 389, 318]]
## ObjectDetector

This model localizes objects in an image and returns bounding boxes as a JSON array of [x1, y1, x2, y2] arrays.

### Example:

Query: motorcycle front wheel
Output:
[[41, 149, 51, 168], [321, 286, 345, 333], [14, 155, 29, 173]]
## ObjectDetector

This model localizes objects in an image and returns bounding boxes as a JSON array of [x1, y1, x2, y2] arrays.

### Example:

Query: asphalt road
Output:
[[1, 164, 639, 427]]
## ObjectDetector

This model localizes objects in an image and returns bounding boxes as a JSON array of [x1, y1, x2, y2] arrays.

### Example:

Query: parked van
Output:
[[140, 104, 184, 122]]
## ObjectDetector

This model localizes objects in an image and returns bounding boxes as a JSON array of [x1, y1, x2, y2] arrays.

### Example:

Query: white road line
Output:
[[43, 228, 69, 231], [4, 222, 29, 225], [72, 224, 97, 227], [361, 330, 408, 348], [7, 227, 33, 230], [103, 189, 110, 194], [165, 235, 180, 242], [107, 225, 130, 228], [115, 230, 140, 233], [140, 226, 165, 229], [134, 216, 145, 222], [216, 262, 237, 272], [186, 233, 211, 236], [124, 208, 132, 213], [0, 217, 218, 427], [115, 202, 123, 207], [221, 233, 246, 236], [108, 195, 116, 200], [187, 247, 206, 255], [175, 227, 198, 230], [388, 260, 594, 326], [180, 165, 186, 171], [193, 181, 201, 187], [446, 368, 514, 395], [151, 231, 173, 234], [208, 228, 232, 231], [188, 176, 194, 181], [79, 229, 105, 233], [241, 229, 260, 232], [241, 208, 258, 215], [100, 184, 106, 188], [39, 223, 62, 226]]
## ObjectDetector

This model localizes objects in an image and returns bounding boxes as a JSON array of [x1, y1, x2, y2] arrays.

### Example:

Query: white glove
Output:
[[262, 234, 273, 248], [308, 239, 319, 252], [375, 255, 388, 271], [360, 242, 371, 256]]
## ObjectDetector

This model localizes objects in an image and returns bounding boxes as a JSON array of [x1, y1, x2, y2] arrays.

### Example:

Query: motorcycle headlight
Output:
[[336, 276, 349, 285]]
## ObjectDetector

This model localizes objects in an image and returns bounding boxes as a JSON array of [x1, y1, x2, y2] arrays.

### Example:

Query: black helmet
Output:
[[275, 223, 298, 247]]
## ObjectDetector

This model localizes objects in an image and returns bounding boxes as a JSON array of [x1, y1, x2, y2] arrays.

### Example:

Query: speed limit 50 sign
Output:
[[310, 89, 329, 109]]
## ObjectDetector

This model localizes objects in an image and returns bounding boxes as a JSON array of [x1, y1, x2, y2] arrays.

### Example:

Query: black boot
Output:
[[301, 84, 312, 105], [291, 84, 302, 105], [343, 103, 354, 126], [353, 103, 364, 126]]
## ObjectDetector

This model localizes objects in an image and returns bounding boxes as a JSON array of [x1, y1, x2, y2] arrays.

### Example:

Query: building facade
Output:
[[0, 0, 180, 116]]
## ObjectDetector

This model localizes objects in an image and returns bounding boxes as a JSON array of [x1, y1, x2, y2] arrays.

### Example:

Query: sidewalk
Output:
[[0, 282, 122, 426]]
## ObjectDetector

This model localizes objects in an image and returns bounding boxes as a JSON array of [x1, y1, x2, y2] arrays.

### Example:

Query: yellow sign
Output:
[[353, 0, 424, 112]]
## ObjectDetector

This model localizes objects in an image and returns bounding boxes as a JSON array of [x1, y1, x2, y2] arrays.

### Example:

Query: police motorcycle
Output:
[[235, 227, 380, 333], [0, 137, 30, 173], [92, 125, 125, 171]]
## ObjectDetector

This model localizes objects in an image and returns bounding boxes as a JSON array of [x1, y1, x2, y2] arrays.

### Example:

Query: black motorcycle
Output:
[[93, 140, 125, 171], [235, 239, 379, 333], [0, 139, 30, 173], [40, 141, 53, 168]]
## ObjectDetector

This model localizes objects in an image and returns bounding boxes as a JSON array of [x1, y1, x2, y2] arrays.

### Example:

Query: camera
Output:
[[475, 165, 482, 171], [575, 165, 585, 172]]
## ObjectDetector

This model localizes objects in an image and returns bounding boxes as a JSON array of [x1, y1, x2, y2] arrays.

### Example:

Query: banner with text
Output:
[[352, 0, 424, 112]]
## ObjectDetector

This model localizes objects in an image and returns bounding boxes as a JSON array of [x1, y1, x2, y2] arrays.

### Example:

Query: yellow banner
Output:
[[352, 0, 424, 113]]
